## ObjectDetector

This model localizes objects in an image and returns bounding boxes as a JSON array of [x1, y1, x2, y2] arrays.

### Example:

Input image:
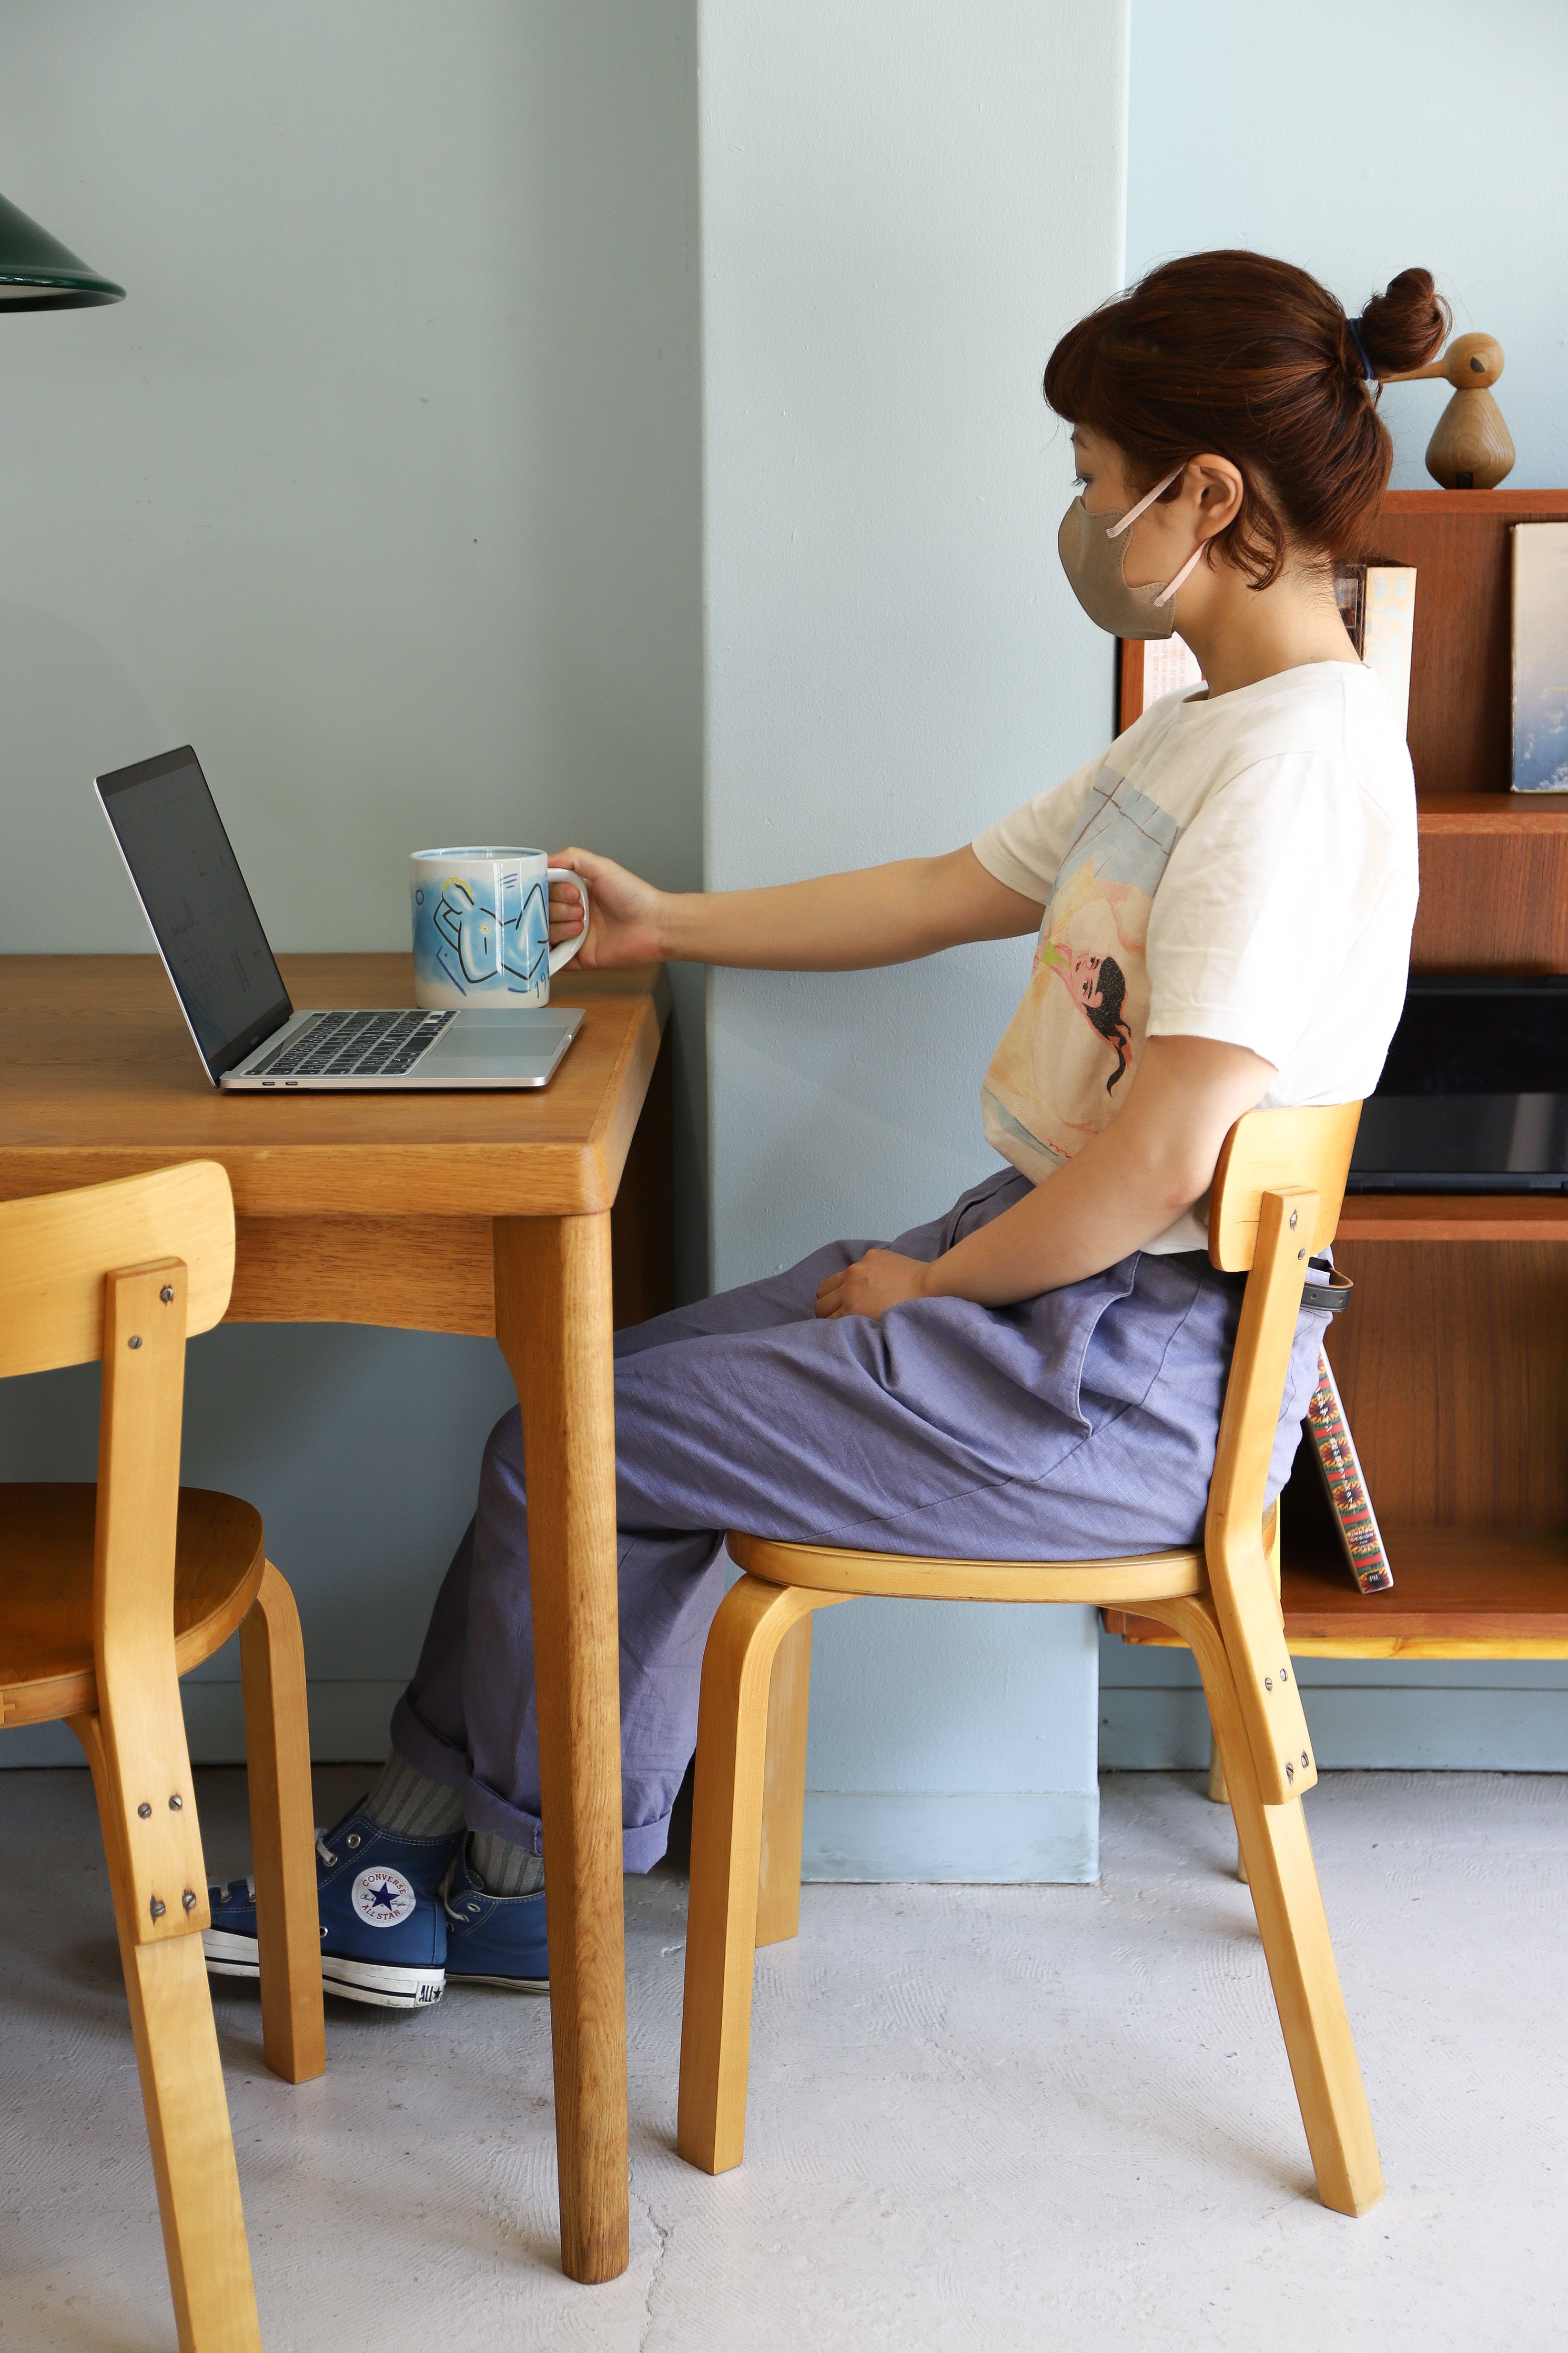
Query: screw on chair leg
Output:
[[1165, 1598, 1383, 2217], [72, 1712, 261, 2351]]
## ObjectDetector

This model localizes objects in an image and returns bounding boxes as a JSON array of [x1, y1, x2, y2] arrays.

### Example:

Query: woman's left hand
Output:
[[815, 1249, 932, 1321]]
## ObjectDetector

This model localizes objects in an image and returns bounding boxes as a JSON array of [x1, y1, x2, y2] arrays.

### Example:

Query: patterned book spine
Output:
[[1304, 1348, 1393, 1594]]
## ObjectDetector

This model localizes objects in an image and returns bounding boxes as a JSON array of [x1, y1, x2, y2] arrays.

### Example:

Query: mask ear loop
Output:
[[1103, 462, 1186, 540], [1100, 461, 1211, 609], [1152, 539, 1210, 608]]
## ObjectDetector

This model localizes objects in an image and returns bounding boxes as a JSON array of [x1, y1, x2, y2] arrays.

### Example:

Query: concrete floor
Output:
[[1, 1768, 1563, 2352]]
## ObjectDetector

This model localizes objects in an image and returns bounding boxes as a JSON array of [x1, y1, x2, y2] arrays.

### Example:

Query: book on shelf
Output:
[[1333, 563, 1364, 652], [1303, 1347, 1393, 1594], [1511, 521, 1568, 792], [1121, 566, 1416, 741], [1118, 634, 1203, 730], [1334, 560, 1418, 739]]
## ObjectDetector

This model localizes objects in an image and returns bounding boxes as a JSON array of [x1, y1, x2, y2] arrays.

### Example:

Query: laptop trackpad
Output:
[[422, 1007, 582, 1083]]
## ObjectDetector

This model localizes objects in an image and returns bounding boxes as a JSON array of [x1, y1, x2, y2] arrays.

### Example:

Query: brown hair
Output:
[[1044, 251, 1449, 587]]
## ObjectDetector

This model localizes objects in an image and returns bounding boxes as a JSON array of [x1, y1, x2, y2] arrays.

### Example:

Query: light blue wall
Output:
[[0, 3, 703, 1765], [1125, 0, 1568, 496], [1102, 0, 1568, 1771], [699, 0, 1130, 1880]]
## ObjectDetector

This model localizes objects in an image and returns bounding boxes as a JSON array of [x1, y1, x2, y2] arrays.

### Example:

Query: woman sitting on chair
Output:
[[206, 249, 1437, 2007]]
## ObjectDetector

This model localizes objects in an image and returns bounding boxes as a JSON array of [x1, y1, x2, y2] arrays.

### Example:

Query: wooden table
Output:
[[0, 952, 676, 2285]]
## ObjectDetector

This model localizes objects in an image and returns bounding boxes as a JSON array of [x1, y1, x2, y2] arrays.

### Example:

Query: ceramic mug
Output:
[[409, 846, 589, 1011]]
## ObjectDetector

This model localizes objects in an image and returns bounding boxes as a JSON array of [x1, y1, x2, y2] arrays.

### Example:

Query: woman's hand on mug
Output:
[[548, 848, 664, 968]]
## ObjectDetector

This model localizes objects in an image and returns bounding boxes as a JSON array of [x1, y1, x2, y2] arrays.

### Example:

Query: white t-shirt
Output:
[[970, 661, 1419, 1253]]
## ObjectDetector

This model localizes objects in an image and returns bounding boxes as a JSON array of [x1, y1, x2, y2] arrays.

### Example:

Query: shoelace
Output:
[[442, 1862, 482, 1924]]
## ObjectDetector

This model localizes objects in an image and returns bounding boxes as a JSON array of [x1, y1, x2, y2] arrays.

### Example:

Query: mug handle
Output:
[[546, 867, 591, 978]]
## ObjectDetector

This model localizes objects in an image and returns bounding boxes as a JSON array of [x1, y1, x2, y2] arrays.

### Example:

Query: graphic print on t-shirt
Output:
[[982, 768, 1183, 1181]]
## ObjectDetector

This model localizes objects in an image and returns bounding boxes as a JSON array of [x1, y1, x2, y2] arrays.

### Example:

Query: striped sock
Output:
[[362, 1754, 466, 1839], [467, 1831, 544, 1897]]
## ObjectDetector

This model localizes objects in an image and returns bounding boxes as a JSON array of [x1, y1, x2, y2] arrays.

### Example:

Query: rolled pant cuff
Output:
[[389, 1692, 674, 1872], [620, 1814, 676, 1873], [388, 1690, 472, 1795]]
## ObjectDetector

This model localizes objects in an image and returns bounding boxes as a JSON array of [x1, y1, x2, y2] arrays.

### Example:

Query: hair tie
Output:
[[1345, 314, 1377, 382]]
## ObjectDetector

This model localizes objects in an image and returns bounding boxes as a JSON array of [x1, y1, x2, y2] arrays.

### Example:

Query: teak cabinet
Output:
[[1108, 488, 1568, 1663]]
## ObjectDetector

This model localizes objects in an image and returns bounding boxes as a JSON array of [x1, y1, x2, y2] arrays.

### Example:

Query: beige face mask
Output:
[[1057, 462, 1209, 639]]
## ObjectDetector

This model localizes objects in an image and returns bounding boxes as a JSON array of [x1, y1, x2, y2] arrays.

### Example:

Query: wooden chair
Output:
[[0, 1163, 325, 2353], [677, 1103, 1384, 2217]]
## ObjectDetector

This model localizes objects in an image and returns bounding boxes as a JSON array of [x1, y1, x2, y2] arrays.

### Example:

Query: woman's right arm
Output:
[[548, 844, 1043, 972]]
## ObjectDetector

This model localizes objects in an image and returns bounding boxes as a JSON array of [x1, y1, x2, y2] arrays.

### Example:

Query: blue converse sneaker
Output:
[[203, 1802, 460, 2012], [440, 1846, 549, 1992]]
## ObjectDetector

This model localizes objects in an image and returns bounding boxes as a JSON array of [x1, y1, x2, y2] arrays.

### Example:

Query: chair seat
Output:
[[0, 1484, 266, 1730], [727, 1529, 1206, 1606]]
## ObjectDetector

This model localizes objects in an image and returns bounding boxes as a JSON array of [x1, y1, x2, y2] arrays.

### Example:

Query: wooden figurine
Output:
[[1384, 331, 1514, 490]]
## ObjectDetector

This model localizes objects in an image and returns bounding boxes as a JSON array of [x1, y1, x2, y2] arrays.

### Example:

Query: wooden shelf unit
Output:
[[1117, 487, 1568, 1662], [1105, 1526, 1568, 1660], [1397, 489, 1568, 974], [1417, 792, 1568, 834], [1337, 1192, 1568, 1243]]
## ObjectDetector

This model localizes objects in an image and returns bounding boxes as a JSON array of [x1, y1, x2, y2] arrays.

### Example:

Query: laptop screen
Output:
[[1349, 974, 1568, 1192], [1375, 974, 1568, 1095], [96, 747, 292, 1081]]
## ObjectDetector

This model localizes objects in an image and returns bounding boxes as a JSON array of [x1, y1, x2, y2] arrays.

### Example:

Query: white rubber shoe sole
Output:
[[322, 1953, 445, 2009], [203, 1928, 444, 2011], [445, 1968, 549, 1994], [203, 1928, 261, 1983]]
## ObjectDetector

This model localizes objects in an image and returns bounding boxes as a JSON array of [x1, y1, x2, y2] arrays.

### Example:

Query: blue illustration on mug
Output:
[[411, 846, 588, 1010], [413, 864, 549, 1004], [425, 871, 546, 993]]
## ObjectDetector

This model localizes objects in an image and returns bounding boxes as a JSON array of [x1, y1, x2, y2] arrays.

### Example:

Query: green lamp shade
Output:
[[0, 190, 123, 309]]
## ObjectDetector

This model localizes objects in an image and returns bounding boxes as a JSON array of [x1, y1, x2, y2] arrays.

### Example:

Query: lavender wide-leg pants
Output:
[[390, 1170, 1326, 1867]]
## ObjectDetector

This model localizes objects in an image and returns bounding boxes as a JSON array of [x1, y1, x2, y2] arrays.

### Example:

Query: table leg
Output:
[[493, 1210, 629, 2285]]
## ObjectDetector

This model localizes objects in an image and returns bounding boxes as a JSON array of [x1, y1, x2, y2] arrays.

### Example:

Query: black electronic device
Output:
[[1347, 973, 1568, 1192]]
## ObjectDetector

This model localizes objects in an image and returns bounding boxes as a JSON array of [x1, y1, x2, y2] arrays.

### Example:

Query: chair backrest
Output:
[[0, 1164, 234, 1944], [0, 1163, 234, 1381], [1207, 1102, 1362, 1274], [1202, 1103, 1362, 1809]]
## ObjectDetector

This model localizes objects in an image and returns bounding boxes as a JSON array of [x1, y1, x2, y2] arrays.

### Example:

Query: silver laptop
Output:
[[96, 746, 583, 1090]]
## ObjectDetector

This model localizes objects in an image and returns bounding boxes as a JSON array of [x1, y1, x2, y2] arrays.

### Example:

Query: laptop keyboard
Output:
[[249, 1008, 454, 1080]]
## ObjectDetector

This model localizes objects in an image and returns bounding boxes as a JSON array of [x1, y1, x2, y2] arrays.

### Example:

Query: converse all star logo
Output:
[[351, 1866, 417, 1928]]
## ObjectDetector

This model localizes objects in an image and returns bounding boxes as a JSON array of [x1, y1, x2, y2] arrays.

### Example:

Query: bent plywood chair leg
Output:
[[240, 1563, 326, 2085], [1206, 1726, 1247, 1881], [1206, 1494, 1276, 1856], [755, 1611, 814, 1947], [1164, 1602, 1383, 2217], [679, 1578, 837, 2174], [72, 1713, 262, 2353], [1199, 1497, 1276, 1820]]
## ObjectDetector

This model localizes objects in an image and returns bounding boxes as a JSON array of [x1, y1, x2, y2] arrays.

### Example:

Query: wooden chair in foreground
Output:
[[677, 1103, 1383, 2217], [0, 1163, 325, 2353]]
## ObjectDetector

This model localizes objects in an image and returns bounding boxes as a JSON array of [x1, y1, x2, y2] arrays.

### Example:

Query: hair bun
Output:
[[1357, 269, 1450, 379]]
